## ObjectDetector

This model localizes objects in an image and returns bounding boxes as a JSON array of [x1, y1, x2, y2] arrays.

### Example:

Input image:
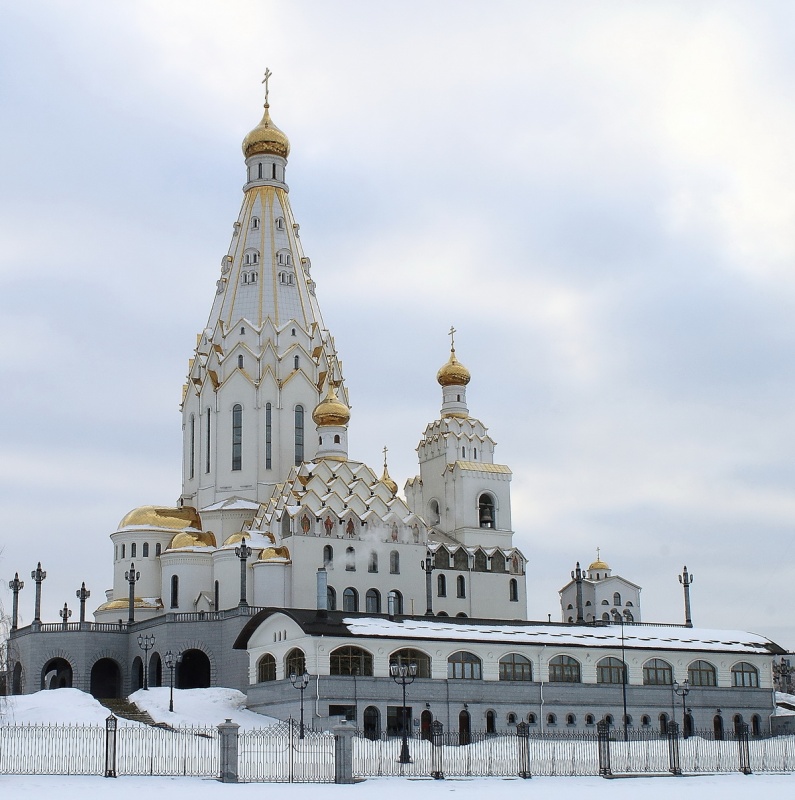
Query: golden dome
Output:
[[168, 529, 217, 550], [437, 348, 471, 387], [118, 505, 201, 531], [258, 546, 291, 561], [96, 597, 163, 612], [242, 105, 290, 160], [589, 559, 610, 571], [312, 383, 350, 427]]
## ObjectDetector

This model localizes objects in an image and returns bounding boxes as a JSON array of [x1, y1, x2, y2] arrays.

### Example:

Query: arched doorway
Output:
[[131, 656, 144, 692], [733, 714, 744, 736], [149, 652, 163, 687], [421, 709, 433, 741], [12, 662, 23, 695], [683, 712, 694, 738], [177, 649, 211, 688], [90, 659, 121, 698], [713, 714, 724, 741], [363, 706, 380, 740], [458, 709, 471, 745], [41, 658, 72, 690]]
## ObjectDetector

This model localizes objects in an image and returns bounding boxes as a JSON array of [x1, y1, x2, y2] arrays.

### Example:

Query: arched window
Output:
[[499, 653, 532, 681], [613, 592, 621, 606], [528, 713, 537, 724], [142, 542, 149, 558], [733, 714, 744, 736], [547, 713, 557, 726], [294, 355, 299, 369], [684, 712, 694, 738], [345, 546, 355, 571], [251, 216, 259, 229], [486, 710, 496, 733], [456, 575, 466, 598], [659, 713, 669, 734], [155, 543, 161, 557], [390, 550, 400, 574], [566, 713, 576, 726], [752, 714, 761, 736], [342, 587, 358, 612], [257, 654, 276, 682], [131, 543, 137, 558], [429, 499, 440, 525], [388, 590, 403, 615], [294, 405, 304, 465], [389, 648, 431, 678], [121, 543, 125, 559], [596, 657, 626, 685], [323, 545, 333, 568], [447, 651, 482, 679], [365, 589, 381, 613], [585, 714, 595, 726], [327, 586, 336, 611], [214, 580, 219, 611], [330, 646, 373, 676], [478, 493, 495, 528], [265, 402, 272, 469], [731, 662, 759, 687], [232, 404, 242, 471], [713, 714, 724, 740], [368, 552, 378, 573], [205, 408, 211, 473], [548, 655, 581, 683], [507, 712, 517, 725], [285, 648, 306, 677], [189, 413, 195, 479], [257, 163, 262, 179], [170, 575, 179, 608], [688, 660, 717, 687], [509, 578, 518, 602], [334, 434, 340, 444], [437, 574, 447, 597], [643, 658, 673, 685], [363, 706, 380, 738]]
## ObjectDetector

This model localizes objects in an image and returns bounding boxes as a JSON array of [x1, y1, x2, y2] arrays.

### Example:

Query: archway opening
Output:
[[41, 658, 72, 690], [90, 658, 122, 699], [149, 652, 163, 687], [458, 709, 471, 745], [12, 662, 23, 695], [131, 656, 144, 692], [177, 649, 211, 688], [421, 709, 433, 740], [363, 706, 380, 740]]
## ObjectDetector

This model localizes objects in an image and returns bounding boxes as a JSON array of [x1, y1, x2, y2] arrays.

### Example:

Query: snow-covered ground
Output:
[[1, 689, 794, 796]]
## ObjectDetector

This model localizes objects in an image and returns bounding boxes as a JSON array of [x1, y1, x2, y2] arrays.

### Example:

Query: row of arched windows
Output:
[[116, 542, 161, 560], [436, 574, 519, 601], [326, 587, 404, 614], [323, 545, 400, 574]]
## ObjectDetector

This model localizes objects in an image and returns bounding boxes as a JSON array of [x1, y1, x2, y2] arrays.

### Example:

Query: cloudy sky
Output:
[[1, 1, 794, 649]]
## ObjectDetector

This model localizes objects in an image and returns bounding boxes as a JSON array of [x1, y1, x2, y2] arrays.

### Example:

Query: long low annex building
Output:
[[235, 608, 781, 738]]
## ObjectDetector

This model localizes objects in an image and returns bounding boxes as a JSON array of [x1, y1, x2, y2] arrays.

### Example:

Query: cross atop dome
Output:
[[262, 67, 272, 106]]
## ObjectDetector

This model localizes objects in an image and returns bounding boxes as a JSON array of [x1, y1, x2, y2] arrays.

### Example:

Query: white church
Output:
[[6, 79, 783, 739]]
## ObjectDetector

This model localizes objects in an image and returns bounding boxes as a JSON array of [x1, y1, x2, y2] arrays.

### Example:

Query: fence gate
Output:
[[238, 720, 335, 782]]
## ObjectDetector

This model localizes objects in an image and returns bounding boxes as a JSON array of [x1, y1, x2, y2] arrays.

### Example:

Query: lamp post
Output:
[[290, 670, 311, 739], [673, 679, 691, 737], [8, 573, 24, 631], [235, 538, 253, 607], [137, 633, 156, 690], [76, 582, 91, 626], [421, 550, 436, 616], [59, 602, 72, 629], [125, 562, 139, 624], [612, 610, 628, 741], [390, 661, 418, 764], [164, 650, 182, 712]]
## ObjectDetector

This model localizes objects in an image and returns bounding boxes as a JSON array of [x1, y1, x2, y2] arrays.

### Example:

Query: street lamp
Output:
[[137, 633, 156, 690], [673, 679, 691, 737], [390, 661, 418, 764], [290, 670, 311, 739], [164, 650, 182, 712], [612, 610, 629, 741]]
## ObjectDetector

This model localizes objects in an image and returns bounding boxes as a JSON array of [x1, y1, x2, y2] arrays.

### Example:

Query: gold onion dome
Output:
[[312, 384, 350, 427], [258, 546, 291, 561], [119, 505, 202, 531], [437, 348, 471, 387], [242, 104, 290, 159], [589, 558, 610, 571], [168, 529, 217, 550], [381, 467, 398, 497]]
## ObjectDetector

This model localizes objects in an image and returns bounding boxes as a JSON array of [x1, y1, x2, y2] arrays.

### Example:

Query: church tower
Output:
[[406, 334, 515, 549], [180, 78, 348, 513]]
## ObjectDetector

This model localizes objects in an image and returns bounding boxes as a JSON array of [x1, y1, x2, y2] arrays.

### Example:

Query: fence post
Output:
[[736, 722, 751, 775], [666, 720, 682, 776], [597, 720, 612, 777], [334, 720, 355, 784], [430, 720, 444, 780], [218, 718, 240, 783], [516, 721, 532, 778], [104, 713, 118, 778]]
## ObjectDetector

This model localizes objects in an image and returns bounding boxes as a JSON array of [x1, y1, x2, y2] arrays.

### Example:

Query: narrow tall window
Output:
[[265, 402, 272, 469], [131, 543, 136, 558], [232, 404, 242, 471], [437, 574, 447, 597], [457, 575, 466, 598], [272, 163, 276, 179], [237, 355, 243, 369], [294, 405, 304, 465], [189, 414, 195, 480], [258, 163, 262, 179], [509, 578, 518, 602], [294, 355, 299, 369], [142, 542, 149, 558], [205, 408, 211, 473], [170, 575, 179, 608], [214, 580, 219, 611], [155, 543, 161, 557], [390, 551, 400, 574]]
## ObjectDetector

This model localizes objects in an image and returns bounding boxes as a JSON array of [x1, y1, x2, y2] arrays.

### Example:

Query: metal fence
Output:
[[115, 724, 219, 777], [238, 720, 335, 782], [0, 723, 105, 775]]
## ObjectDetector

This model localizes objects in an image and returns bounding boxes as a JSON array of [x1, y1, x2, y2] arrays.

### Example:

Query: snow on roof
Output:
[[341, 617, 778, 655], [202, 498, 260, 512]]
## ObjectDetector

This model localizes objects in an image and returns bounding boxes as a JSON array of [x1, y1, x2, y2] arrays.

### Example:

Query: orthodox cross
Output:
[[382, 445, 389, 469], [262, 68, 273, 105], [596, 546, 601, 561], [449, 325, 456, 351]]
